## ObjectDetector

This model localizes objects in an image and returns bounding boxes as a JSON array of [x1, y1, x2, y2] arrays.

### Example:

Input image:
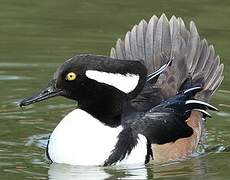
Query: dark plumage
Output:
[[104, 86, 218, 166]]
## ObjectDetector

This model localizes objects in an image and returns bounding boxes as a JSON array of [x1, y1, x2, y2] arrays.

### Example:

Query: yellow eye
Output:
[[65, 72, 76, 81]]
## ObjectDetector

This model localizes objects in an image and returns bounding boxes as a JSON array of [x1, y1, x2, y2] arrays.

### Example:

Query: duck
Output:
[[19, 14, 224, 166]]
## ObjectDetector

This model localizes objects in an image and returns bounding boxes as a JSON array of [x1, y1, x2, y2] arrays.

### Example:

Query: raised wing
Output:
[[110, 14, 224, 108]]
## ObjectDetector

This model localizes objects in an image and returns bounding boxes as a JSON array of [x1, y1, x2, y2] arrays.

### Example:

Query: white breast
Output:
[[48, 109, 147, 166]]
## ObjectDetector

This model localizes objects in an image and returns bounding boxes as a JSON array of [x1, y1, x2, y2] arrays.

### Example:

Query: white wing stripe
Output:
[[185, 100, 218, 111], [193, 108, 212, 117]]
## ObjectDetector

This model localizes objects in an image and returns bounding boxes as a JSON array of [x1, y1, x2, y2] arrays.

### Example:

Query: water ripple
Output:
[[0, 75, 33, 80]]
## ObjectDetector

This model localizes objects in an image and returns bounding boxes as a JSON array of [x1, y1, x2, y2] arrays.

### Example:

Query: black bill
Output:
[[19, 86, 63, 107]]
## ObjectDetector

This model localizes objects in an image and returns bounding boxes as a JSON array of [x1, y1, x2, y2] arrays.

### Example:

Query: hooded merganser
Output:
[[19, 14, 224, 166]]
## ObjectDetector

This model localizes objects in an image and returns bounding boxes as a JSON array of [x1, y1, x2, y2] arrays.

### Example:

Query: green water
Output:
[[0, 0, 230, 179]]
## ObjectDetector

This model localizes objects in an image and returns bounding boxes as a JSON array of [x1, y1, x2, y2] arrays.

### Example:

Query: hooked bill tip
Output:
[[18, 99, 28, 107], [18, 102, 23, 107]]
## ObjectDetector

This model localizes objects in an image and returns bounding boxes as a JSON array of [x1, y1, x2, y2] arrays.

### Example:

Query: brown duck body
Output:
[[110, 14, 224, 163], [152, 111, 202, 163]]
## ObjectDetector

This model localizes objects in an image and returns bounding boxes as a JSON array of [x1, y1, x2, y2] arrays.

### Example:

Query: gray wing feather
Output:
[[124, 31, 133, 60], [145, 15, 158, 71], [110, 14, 224, 101], [110, 47, 117, 59], [115, 39, 125, 60], [187, 21, 200, 71], [130, 25, 138, 60], [193, 39, 208, 75], [178, 17, 190, 43], [154, 14, 171, 69], [137, 20, 147, 61], [170, 16, 181, 56]]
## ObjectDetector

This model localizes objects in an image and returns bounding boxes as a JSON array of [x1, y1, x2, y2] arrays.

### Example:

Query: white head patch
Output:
[[85, 70, 140, 93]]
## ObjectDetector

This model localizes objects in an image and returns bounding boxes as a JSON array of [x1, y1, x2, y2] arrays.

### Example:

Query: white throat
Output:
[[48, 109, 147, 166], [85, 70, 140, 93]]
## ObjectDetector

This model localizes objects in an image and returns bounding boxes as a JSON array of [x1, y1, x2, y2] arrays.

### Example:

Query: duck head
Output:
[[19, 54, 147, 127]]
